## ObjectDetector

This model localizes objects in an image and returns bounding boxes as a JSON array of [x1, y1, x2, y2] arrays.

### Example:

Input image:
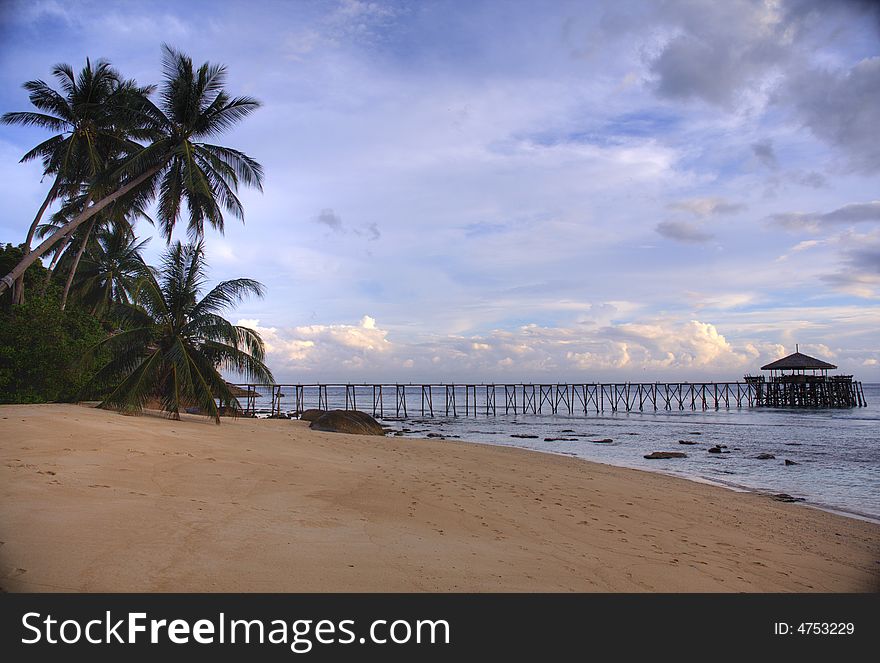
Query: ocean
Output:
[[252, 383, 880, 522]]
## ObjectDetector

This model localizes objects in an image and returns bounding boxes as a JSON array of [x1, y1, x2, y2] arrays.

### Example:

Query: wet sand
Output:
[[1, 404, 877, 592]]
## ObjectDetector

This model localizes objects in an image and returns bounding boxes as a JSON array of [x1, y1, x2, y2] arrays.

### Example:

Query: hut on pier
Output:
[[744, 346, 866, 408]]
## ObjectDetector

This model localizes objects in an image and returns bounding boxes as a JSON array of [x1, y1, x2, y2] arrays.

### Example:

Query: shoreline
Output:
[[378, 404, 879, 523], [2, 403, 878, 592], [427, 439, 880, 526]]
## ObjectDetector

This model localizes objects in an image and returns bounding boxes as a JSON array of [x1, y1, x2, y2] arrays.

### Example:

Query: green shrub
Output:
[[0, 296, 107, 403]]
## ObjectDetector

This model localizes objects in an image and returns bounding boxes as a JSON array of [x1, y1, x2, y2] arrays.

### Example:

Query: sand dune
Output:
[[1, 403, 877, 592]]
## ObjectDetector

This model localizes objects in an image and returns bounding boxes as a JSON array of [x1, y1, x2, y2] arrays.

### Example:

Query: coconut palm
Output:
[[0, 59, 151, 304], [72, 225, 150, 317], [0, 45, 263, 297], [88, 240, 272, 422], [34, 184, 154, 304]]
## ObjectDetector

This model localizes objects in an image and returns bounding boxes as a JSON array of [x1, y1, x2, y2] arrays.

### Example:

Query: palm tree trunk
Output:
[[60, 219, 96, 310], [0, 162, 165, 296], [40, 234, 72, 295], [11, 175, 61, 305]]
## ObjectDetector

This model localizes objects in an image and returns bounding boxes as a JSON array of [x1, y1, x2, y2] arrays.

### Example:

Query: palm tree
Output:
[[88, 240, 273, 422], [0, 45, 263, 297], [71, 224, 150, 317], [1, 59, 151, 304]]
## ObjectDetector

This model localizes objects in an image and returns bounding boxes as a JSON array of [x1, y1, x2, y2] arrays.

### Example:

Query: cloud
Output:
[[785, 57, 880, 172], [353, 221, 380, 241], [314, 208, 380, 240], [789, 171, 827, 189], [316, 208, 344, 232], [648, 1, 786, 108], [655, 220, 713, 243], [751, 139, 777, 169], [771, 201, 880, 231], [237, 314, 393, 376], [820, 238, 880, 298], [237, 313, 805, 382], [667, 197, 745, 217]]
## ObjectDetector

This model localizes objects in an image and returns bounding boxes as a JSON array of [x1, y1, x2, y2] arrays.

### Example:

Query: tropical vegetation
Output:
[[0, 43, 263, 301], [88, 241, 273, 422], [0, 47, 270, 420]]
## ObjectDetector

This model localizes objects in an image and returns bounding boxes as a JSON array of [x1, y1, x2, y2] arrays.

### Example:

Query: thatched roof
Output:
[[761, 352, 836, 371], [225, 382, 260, 397]]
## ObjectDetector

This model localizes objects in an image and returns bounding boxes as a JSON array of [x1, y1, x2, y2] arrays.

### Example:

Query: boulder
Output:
[[784, 459, 798, 466], [544, 437, 579, 442], [756, 453, 775, 460], [426, 433, 444, 438], [309, 410, 385, 436], [299, 409, 326, 422], [511, 434, 539, 439], [678, 440, 699, 445], [644, 451, 687, 459], [591, 438, 614, 444]]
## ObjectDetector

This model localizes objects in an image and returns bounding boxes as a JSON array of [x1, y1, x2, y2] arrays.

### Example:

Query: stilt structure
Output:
[[745, 347, 864, 408]]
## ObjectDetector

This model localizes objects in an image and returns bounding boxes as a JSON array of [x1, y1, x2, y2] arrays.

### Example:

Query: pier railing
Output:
[[226, 381, 864, 418]]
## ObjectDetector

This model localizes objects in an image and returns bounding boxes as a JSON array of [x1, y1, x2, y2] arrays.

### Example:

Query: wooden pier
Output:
[[230, 379, 865, 418]]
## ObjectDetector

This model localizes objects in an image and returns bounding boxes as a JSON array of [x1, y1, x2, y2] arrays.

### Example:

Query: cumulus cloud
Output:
[[236, 315, 393, 376], [236, 314, 789, 382], [655, 220, 713, 243]]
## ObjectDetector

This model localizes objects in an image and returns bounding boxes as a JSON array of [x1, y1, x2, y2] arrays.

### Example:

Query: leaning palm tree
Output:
[[0, 45, 263, 297], [87, 240, 273, 422], [0, 59, 151, 303]]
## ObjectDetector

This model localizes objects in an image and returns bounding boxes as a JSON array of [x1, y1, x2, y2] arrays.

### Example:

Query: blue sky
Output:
[[1, 0, 878, 382]]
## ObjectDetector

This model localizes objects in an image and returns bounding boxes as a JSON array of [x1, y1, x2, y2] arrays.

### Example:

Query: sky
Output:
[[0, 0, 878, 383]]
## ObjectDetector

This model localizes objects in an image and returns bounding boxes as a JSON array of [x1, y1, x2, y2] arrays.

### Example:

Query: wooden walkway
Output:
[[229, 381, 865, 418]]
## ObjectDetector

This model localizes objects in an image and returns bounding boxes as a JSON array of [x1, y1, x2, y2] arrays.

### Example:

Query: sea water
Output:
[[257, 383, 880, 521]]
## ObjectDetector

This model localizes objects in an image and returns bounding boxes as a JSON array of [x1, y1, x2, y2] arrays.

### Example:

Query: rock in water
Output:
[[309, 410, 386, 436], [644, 451, 687, 459], [299, 409, 326, 422], [771, 493, 805, 503], [678, 440, 699, 445], [511, 434, 539, 439], [591, 438, 614, 444], [755, 453, 775, 460], [784, 459, 798, 466]]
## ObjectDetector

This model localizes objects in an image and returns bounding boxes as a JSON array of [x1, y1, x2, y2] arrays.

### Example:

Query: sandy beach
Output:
[[1, 403, 877, 592]]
